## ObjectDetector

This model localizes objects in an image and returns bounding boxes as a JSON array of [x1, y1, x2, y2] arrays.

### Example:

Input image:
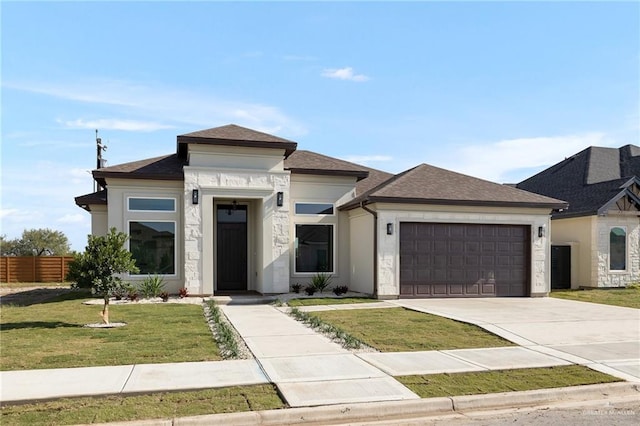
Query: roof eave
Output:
[[341, 196, 567, 210], [93, 171, 185, 184], [177, 136, 297, 158]]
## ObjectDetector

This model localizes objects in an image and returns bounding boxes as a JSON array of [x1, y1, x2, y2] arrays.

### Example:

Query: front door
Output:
[[216, 204, 248, 291], [551, 245, 571, 289]]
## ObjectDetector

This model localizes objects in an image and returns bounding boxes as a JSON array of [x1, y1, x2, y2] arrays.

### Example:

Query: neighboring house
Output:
[[517, 145, 640, 289], [75, 124, 565, 298]]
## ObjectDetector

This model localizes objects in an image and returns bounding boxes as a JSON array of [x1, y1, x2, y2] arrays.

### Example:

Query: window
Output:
[[295, 224, 334, 273], [295, 203, 334, 215], [610, 227, 626, 271], [128, 198, 175, 212], [129, 221, 176, 275]]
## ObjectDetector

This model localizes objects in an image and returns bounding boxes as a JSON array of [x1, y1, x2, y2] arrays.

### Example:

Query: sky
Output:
[[1, 1, 639, 252]]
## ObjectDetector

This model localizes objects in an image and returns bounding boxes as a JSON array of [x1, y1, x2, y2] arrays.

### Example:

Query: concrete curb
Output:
[[93, 382, 639, 426]]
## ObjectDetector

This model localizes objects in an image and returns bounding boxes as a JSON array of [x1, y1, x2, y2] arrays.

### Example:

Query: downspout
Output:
[[360, 201, 378, 298]]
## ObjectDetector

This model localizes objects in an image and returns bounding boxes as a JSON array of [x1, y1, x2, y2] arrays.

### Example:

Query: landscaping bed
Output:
[[397, 365, 622, 398], [551, 287, 640, 309], [0, 385, 285, 425], [286, 297, 379, 307], [1, 292, 220, 370]]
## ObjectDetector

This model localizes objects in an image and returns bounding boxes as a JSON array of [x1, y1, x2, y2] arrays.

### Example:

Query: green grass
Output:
[[1, 292, 220, 370], [287, 297, 379, 307], [551, 287, 640, 309], [397, 365, 621, 398], [311, 307, 514, 351], [0, 385, 285, 425]]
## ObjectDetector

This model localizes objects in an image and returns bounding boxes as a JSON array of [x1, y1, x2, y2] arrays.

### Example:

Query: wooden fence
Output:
[[0, 256, 74, 283]]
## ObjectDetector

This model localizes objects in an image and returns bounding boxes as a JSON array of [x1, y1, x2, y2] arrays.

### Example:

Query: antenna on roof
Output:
[[96, 129, 107, 191]]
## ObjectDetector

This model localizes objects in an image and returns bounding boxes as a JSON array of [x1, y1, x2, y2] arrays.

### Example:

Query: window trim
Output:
[[294, 202, 335, 216], [127, 196, 176, 213], [293, 223, 336, 275], [127, 220, 178, 277], [608, 226, 627, 272]]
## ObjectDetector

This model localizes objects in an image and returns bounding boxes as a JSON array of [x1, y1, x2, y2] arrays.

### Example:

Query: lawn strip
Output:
[[311, 307, 514, 351], [551, 288, 640, 309], [0, 384, 285, 425], [287, 297, 379, 307], [1, 294, 220, 370], [397, 365, 622, 398]]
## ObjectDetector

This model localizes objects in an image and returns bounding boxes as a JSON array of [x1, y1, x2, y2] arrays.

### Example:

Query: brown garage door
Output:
[[400, 223, 530, 298]]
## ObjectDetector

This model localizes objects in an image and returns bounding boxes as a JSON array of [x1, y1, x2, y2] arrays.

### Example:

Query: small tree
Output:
[[1, 228, 71, 256], [66, 228, 138, 324]]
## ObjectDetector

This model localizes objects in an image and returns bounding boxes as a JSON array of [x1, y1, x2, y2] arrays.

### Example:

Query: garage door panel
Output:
[[400, 223, 530, 298]]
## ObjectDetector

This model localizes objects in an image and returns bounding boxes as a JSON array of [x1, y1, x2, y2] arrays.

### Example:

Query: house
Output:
[[75, 124, 565, 298], [517, 145, 640, 289]]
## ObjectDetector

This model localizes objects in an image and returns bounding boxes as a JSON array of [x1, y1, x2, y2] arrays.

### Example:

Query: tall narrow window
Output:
[[295, 224, 334, 273], [610, 227, 626, 271], [129, 221, 176, 275]]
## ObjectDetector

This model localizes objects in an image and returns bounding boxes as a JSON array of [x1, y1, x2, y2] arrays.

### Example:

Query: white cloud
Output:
[[59, 118, 174, 132], [441, 132, 616, 183], [321, 67, 370, 82], [57, 213, 86, 224], [341, 155, 393, 164], [4, 79, 307, 137]]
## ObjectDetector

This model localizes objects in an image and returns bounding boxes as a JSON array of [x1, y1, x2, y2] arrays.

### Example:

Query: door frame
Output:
[[214, 201, 251, 292]]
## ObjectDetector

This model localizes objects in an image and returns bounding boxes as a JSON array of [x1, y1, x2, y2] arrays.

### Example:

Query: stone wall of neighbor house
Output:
[[372, 204, 553, 298], [594, 214, 640, 287], [183, 166, 290, 295]]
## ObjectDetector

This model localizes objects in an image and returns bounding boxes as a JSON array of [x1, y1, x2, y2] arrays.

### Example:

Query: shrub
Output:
[[311, 273, 332, 293], [304, 285, 316, 296], [179, 287, 189, 298], [127, 288, 139, 302], [291, 283, 302, 293], [139, 275, 166, 298], [160, 291, 170, 302], [333, 285, 349, 296]]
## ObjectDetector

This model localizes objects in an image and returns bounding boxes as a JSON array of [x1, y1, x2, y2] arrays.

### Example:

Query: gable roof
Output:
[[93, 154, 185, 187], [341, 163, 566, 210], [517, 144, 640, 217], [284, 150, 371, 181], [177, 124, 297, 158]]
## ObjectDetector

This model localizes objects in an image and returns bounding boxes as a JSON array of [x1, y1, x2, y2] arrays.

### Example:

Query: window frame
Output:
[[127, 197, 176, 213], [127, 220, 178, 277], [294, 223, 336, 275], [609, 226, 627, 272], [294, 202, 335, 216]]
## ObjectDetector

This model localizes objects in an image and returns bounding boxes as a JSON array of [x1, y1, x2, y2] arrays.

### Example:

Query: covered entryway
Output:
[[551, 245, 571, 289], [216, 204, 248, 291], [400, 223, 530, 298]]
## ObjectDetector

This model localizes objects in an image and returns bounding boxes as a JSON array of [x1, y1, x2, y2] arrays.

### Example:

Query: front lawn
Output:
[[0, 385, 285, 425], [311, 308, 514, 351], [1, 292, 220, 370], [551, 287, 640, 309], [287, 297, 379, 307], [397, 365, 621, 398]]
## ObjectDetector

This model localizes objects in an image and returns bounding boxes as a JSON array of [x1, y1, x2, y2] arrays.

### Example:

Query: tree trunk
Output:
[[101, 297, 110, 324]]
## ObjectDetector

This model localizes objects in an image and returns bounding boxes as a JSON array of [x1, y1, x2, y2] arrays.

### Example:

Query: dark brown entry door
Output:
[[400, 223, 530, 298], [551, 245, 571, 289], [216, 205, 247, 291]]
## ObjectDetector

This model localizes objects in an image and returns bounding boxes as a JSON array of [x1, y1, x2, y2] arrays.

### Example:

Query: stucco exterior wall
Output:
[[104, 179, 184, 293], [371, 204, 553, 298], [595, 214, 640, 287], [89, 204, 108, 237], [551, 216, 593, 288], [183, 143, 292, 295], [289, 175, 356, 288], [348, 210, 374, 294]]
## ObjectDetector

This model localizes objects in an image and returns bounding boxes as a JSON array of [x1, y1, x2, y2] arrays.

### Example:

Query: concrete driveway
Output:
[[391, 297, 640, 382]]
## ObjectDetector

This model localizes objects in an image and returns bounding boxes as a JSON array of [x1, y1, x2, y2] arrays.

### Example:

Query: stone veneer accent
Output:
[[374, 208, 551, 297], [593, 215, 640, 287], [183, 166, 290, 294]]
